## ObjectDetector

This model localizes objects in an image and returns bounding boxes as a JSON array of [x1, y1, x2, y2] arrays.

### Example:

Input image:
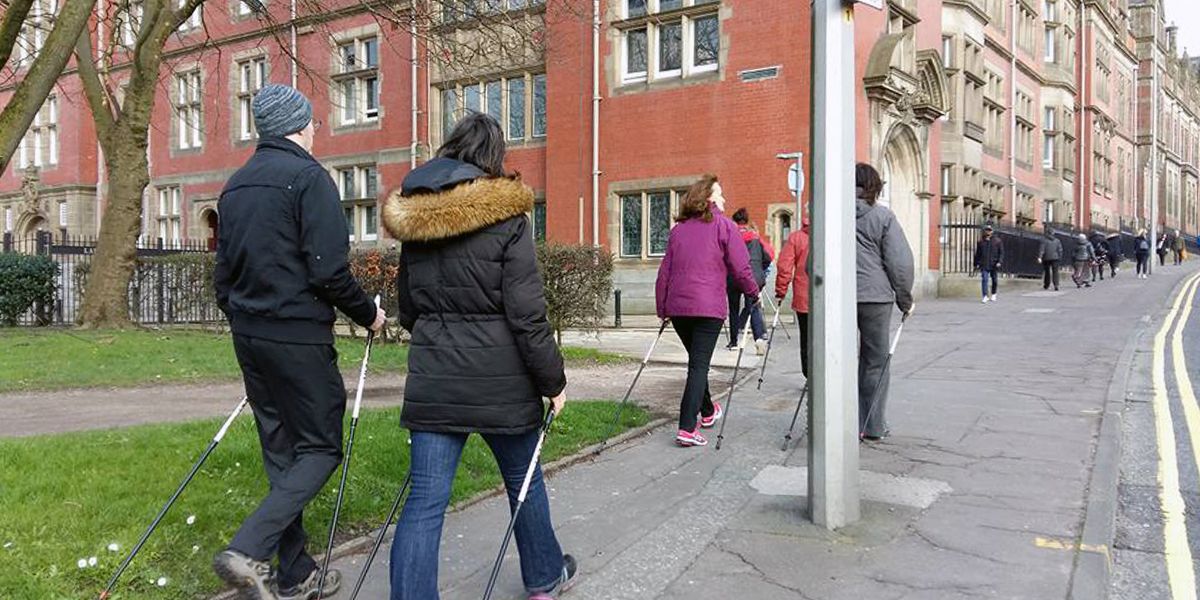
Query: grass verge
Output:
[[0, 401, 649, 599], [0, 329, 625, 393]]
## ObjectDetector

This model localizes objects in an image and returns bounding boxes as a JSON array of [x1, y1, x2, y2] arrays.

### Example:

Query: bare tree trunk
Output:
[[78, 129, 150, 328], [0, 0, 33, 72], [0, 0, 97, 174]]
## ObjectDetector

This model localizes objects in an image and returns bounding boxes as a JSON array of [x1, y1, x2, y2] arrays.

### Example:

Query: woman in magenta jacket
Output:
[[655, 174, 759, 447]]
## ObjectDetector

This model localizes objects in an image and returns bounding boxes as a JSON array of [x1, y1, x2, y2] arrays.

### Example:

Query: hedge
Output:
[[0, 253, 59, 326]]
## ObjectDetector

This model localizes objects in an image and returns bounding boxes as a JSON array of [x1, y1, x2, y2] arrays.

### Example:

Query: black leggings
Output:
[[671, 317, 722, 432]]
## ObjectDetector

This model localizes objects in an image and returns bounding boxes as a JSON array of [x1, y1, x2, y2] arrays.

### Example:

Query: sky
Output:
[[1165, 0, 1200, 57]]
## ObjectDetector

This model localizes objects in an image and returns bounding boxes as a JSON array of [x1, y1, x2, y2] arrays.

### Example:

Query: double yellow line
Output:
[[1153, 271, 1200, 600]]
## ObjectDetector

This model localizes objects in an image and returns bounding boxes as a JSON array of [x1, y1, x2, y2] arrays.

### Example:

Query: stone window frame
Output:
[[335, 164, 380, 244], [173, 66, 205, 153], [330, 25, 383, 132], [14, 0, 57, 70], [609, 182, 692, 260], [232, 53, 269, 144], [156, 186, 184, 248], [613, 0, 722, 89], [436, 71, 547, 147], [16, 95, 58, 170]]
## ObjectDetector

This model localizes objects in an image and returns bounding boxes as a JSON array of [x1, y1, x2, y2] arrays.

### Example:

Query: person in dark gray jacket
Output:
[[1036, 228, 1063, 291], [1072, 233, 1096, 288], [855, 163, 915, 441]]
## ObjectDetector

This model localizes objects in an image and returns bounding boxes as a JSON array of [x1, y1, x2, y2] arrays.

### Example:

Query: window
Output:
[[619, 0, 720, 84], [1044, 0, 1056, 21], [178, 0, 201, 32], [440, 73, 545, 144], [15, 0, 56, 68], [532, 201, 546, 242], [1043, 28, 1055, 62], [236, 0, 258, 16], [119, 0, 145, 48], [942, 36, 954, 69], [1043, 134, 1055, 169], [619, 189, 687, 258], [236, 57, 267, 141], [1044, 107, 1056, 131], [17, 96, 57, 169], [58, 200, 67, 230], [175, 70, 203, 150], [337, 165, 379, 243], [941, 165, 955, 196], [5, 207, 13, 232], [157, 187, 182, 246], [335, 36, 380, 126]]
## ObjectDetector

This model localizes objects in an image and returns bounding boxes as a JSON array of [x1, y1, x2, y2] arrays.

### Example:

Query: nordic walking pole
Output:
[[598, 319, 669, 453], [763, 294, 792, 341], [859, 313, 908, 440], [482, 409, 557, 600], [98, 396, 249, 600], [781, 384, 809, 451], [715, 302, 756, 450], [757, 300, 785, 390], [347, 472, 412, 600], [318, 295, 381, 597]]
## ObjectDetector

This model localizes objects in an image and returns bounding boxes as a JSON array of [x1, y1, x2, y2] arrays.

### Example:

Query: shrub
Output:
[[536, 243, 614, 342], [345, 247, 402, 339], [0, 253, 59, 326]]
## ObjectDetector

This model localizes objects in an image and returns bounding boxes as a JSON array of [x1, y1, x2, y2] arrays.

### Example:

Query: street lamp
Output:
[[777, 152, 805, 230]]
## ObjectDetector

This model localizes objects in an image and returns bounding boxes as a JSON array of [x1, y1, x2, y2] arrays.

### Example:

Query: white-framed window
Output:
[[1043, 0, 1056, 21], [941, 165, 954, 196], [178, 0, 201, 32], [119, 0, 145, 48], [15, 0, 57, 68], [5, 207, 13, 232], [236, 0, 261, 16], [942, 36, 954, 69], [1043, 133, 1055, 169], [619, 188, 687, 259], [439, 72, 547, 144], [337, 165, 379, 243], [58, 201, 68, 228], [157, 187, 183, 246], [1044, 107, 1056, 131], [1043, 27, 1055, 62], [175, 70, 203, 150], [236, 56, 268, 141], [17, 96, 58, 169], [619, 0, 720, 84], [335, 36, 380, 126]]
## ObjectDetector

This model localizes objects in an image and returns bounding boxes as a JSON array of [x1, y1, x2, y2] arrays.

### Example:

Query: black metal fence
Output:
[[1, 232, 219, 326], [939, 221, 1186, 278]]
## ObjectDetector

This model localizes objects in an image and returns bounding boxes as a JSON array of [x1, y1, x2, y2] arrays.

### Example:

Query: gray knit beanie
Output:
[[253, 84, 313, 138]]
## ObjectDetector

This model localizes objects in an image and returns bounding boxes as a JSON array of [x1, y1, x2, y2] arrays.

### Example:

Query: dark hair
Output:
[[731, 208, 749, 225], [856, 163, 884, 204], [677, 174, 718, 223], [437, 113, 507, 177]]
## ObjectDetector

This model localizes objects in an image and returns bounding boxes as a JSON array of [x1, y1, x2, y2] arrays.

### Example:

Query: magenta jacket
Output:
[[655, 205, 759, 320]]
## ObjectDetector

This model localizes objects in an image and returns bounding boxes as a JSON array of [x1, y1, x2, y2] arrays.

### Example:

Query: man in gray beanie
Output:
[[213, 84, 385, 599]]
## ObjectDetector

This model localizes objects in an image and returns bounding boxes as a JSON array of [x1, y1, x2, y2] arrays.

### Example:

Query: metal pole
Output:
[[808, 0, 860, 529], [1150, 3, 1159, 275]]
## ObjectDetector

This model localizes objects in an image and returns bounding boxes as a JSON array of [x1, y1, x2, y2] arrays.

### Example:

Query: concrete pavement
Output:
[[324, 265, 1197, 599]]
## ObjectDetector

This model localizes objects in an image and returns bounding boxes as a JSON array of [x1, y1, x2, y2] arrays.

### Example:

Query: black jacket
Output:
[[1135, 235, 1152, 256], [214, 137, 375, 343], [1091, 235, 1110, 259], [383, 158, 566, 434], [974, 235, 1004, 270], [727, 233, 770, 290]]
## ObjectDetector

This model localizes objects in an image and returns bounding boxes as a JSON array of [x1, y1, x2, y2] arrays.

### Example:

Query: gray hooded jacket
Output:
[[856, 198, 915, 312]]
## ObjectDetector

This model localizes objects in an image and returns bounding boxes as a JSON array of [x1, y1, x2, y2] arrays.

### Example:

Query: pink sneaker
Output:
[[699, 402, 724, 429], [675, 428, 708, 447]]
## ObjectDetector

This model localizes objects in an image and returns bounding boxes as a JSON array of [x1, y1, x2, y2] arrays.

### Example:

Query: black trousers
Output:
[[230, 334, 346, 587], [796, 312, 810, 381], [671, 317, 722, 432], [857, 303, 893, 438], [1137, 253, 1150, 275], [1159, 250, 1167, 266], [1042, 260, 1060, 290]]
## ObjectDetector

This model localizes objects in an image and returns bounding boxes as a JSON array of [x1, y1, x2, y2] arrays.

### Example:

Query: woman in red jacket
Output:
[[774, 218, 811, 379]]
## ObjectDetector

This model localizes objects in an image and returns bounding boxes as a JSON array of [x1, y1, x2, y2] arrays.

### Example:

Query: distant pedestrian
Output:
[[1158, 232, 1169, 266], [1135, 229, 1152, 279], [1106, 233, 1121, 277], [1072, 233, 1096, 288], [855, 163, 915, 441], [974, 224, 1003, 303], [656, 174, 759, 448], [382, 113, 576, 600], [1090, 232, 1109, 282], [728, 208, 772, 354], [212, 84, 386, 598], [774, 217, 811, 380], [1174, 230, 1186, 265], [1036, 227, 1062, 291]]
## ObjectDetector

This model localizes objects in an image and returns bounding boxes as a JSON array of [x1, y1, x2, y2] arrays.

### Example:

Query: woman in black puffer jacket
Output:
[[382, 113, 575, 600]]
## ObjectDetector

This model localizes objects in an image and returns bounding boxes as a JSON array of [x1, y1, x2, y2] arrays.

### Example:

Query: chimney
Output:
[[1168, 24, 1179, 54]]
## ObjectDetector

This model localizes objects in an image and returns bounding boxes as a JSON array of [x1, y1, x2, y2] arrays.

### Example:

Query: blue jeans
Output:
[[727, 289, 766, 343], [980, 268, 998, 297], [389, 429, 564, 599]]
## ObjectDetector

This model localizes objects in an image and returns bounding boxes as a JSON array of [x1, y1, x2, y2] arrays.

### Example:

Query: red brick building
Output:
[[1, 0, 1195, 312]]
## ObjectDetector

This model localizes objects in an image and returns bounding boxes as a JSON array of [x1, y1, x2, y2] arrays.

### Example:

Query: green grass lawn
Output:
[[0, 401, 650, 599], [0, 329, 625, 393]]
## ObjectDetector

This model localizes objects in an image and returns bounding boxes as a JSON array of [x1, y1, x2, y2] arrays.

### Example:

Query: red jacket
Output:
[[774, 222, 811, 314]]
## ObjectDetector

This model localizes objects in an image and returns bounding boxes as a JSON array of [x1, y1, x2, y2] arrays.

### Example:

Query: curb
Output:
[[1067, 268, 1194, 599], [207, 416, 672, 600]]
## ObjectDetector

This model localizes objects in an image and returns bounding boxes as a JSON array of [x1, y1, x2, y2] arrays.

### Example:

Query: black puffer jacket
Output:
[[383, 158, 565, 434]]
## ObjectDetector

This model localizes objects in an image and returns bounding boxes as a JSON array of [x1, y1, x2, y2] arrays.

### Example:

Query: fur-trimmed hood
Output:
[[383, 162, 534, 242]]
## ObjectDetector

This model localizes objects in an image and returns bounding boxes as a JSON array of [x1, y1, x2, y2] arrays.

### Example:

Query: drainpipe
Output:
[[290, 0, 298, 87], [411, 14, 419, 170], [96, 0, 105, 235], [1009, 0, 1018, 226], [1150, 3, 1160, 273], [591, 0, 601, 247], [1077, 2, 1087, 227], [1133, 64, 1139, 229]]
